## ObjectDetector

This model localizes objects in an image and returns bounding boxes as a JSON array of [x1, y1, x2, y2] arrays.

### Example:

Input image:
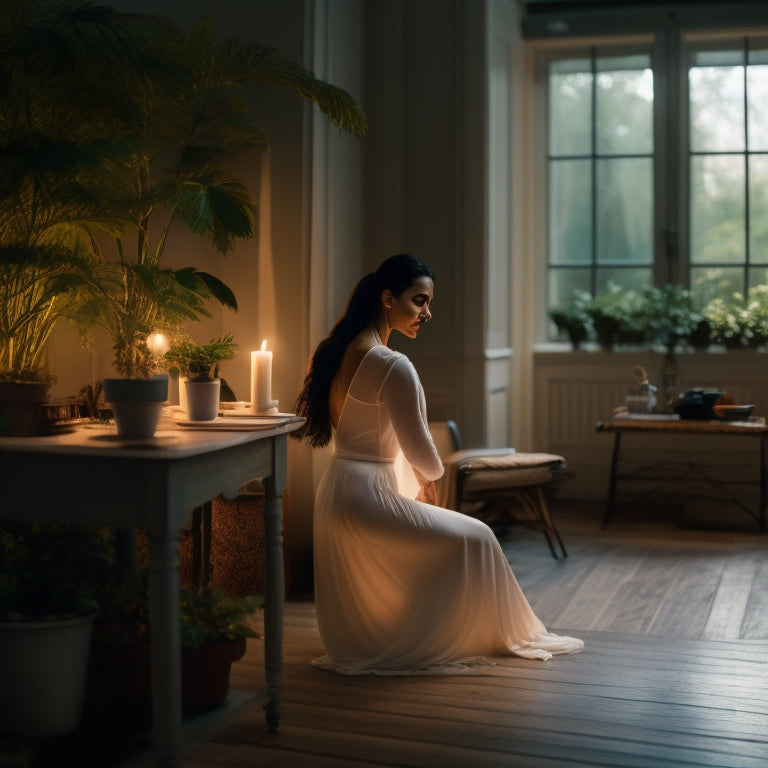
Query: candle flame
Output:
[[260, 339, 267, 352]]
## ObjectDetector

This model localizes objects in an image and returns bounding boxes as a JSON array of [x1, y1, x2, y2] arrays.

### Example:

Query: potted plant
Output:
[[583, 282, 645, 350], [642, 284, 703, 353], [86, 572, 263, 728], [549, 290, 591, 349], [0, 520, 114, 738], [2, 1, 368, 437], [165, 333, 238, 421], [704, 294, 750, 349]]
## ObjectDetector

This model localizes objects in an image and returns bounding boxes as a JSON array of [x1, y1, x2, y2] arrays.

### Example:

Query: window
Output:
[[547, 48, 654, 311], [688, 42, 768, 303], [539, 26, 768, 336]]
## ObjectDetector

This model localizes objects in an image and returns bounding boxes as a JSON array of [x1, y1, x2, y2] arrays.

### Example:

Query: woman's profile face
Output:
[[386, 276, 434, 339]]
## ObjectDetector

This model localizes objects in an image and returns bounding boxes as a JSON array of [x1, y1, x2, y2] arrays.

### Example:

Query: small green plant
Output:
[[642, 284, 707, 352], [583, 282, 645, 350], [180, 587, 263, 650], [549, 290, 591, 349], [165, 333, 238, 381], [95, 570, 263, 651], [0, 521, 114, 620]]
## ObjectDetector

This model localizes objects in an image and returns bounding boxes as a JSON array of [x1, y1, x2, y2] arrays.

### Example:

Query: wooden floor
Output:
[[176, 501, 768, 768], [4, 500, 767, 767]]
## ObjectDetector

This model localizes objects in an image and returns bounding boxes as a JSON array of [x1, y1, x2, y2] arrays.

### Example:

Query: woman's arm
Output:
[[380, 355, 443, 483]]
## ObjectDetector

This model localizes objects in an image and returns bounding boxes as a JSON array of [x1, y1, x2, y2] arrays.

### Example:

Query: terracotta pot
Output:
[[85, 635, 247, 730]]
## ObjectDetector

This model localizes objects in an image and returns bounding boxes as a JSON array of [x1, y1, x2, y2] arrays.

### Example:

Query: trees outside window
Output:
[[540, 26, 768, 340]]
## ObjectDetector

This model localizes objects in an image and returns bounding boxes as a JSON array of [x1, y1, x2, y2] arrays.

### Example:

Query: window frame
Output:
[[530, 23, 768, 344]]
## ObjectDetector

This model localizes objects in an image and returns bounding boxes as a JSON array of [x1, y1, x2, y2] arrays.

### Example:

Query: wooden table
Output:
[[0, 414, 304, 767], [596, 414, 768, 532]]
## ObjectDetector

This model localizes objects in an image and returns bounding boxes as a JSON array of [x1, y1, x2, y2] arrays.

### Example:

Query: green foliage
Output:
[[0, 1, 368, 379], [549, 290, 591, 349], [180, 587, 263, 650], [640, 284, 706, 352], [582, 282, 646, 350], [704, 287, 768, 348], [165, 333, 238, 381], [96, 570, 263, 651], [0, 521, 114, 620], [549, 281, 768, 352]]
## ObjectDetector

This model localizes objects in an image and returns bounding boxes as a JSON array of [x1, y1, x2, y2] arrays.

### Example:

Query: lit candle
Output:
[[250, 339, 274, 413]]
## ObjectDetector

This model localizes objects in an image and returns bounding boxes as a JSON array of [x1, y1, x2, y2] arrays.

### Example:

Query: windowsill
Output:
[[533, 343, 763, 356]]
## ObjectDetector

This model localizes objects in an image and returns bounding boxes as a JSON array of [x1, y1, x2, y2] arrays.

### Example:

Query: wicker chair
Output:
[[428, 420, 568, 558]]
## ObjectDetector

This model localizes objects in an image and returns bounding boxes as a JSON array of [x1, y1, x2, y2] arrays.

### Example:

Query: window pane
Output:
[[749, 266, 768, 289], [548, 268, 592, 310], [691, 49, 742, 67], [749, 153, 768, 262], [596, 157, 653, 265], [690, 266, 744, 305], [689, 66, 745, 152], [549, 62, 592, 156], [748, 65, 768, 151], [595, 267, 651, 293], [549, 159, 592, 265], [690, 154, 745, 264], [596, 66, 653, 155]]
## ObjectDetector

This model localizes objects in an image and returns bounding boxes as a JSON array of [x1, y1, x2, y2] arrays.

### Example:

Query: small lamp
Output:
[[146, 332, 170, 374]]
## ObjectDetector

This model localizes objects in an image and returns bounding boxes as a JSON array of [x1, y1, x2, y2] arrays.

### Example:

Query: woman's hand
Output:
[[416, 481, 438, 506]]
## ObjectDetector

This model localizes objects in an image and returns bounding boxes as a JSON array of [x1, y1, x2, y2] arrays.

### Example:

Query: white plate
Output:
[[218, 401, 251, 410], [218, 410, 296, 419], [174, 415, 301, 430]]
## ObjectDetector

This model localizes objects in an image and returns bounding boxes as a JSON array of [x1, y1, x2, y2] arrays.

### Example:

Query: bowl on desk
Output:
[[712, 404, 754, 421]]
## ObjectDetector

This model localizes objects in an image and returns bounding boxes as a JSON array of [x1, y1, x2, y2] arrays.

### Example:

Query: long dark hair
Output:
[[292, 253, 434, 447]]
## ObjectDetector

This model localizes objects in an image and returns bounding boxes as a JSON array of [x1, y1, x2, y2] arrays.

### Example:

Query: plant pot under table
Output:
[[0, 613, 97, 739], [85, 636, 248, 732]]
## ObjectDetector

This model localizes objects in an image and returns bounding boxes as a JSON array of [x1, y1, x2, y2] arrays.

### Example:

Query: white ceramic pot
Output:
[[184, 378, 221, 421], [102, 375, 169, 439], [0, 614, 96, 738]]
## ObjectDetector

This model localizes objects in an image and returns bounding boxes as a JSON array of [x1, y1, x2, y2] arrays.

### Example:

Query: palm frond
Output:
[[172, 172, 255, 254], [217, 37, 368, 137]]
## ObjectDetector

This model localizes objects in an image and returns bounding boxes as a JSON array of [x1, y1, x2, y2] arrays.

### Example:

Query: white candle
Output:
[[250, 340, 273, 413]]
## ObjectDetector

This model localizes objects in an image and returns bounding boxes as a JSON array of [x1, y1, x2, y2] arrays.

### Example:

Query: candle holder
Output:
[[252, 400, 279, 415]]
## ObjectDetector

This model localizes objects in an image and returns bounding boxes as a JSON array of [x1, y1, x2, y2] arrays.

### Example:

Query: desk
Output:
[[596, 415, 768, 532], [0, 416, 303, 767]]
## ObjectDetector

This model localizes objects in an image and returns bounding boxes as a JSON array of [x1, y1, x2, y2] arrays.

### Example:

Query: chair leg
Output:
[[514, 486, 567, 559], [533, 486, 567, 558]]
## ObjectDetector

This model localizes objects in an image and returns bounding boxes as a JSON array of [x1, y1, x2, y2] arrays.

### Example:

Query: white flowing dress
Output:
[[312, 345, 583, 675]]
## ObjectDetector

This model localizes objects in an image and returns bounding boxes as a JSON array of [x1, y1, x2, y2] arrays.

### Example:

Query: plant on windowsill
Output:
[[165, 333, 238, 420], [549, 290, 591, 350], [583, 282, 647, 351], [642, 284, 709, 353], [702, 292, 768, 350]]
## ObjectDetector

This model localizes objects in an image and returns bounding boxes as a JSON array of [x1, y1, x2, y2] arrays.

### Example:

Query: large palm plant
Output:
[[0, 0, 368, 380]]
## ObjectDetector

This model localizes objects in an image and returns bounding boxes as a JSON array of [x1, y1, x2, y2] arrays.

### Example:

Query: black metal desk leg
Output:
[[761, 433, 766, 534], [602, 431, 622, 528]]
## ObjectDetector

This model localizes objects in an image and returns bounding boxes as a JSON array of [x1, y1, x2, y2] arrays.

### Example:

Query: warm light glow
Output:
[[146, 332, 170, 357], [260, 339, 267, 352]]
